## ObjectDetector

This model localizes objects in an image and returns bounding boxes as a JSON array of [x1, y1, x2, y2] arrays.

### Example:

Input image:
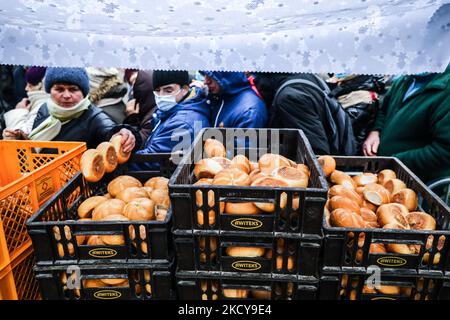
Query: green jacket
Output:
[[373, 67, 450, 183]]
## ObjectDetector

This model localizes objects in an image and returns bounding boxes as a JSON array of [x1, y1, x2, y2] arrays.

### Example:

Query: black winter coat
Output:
[[33, 103, 141, 149], [254, 73, 356, 156]]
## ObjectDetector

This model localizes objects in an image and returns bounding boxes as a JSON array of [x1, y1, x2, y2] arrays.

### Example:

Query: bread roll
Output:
[[352, 173, 378, 186], [116, 187, 149, 203], [361, 200, 378, 212], [57, 242, 74, 257], [83, 279, 105, 288], [87, 235, 105, 246], [249, 161, 259, 172], [199, 237, 218, 252], [80, 149, 105, 182], [258, 154, 292, 172], [329, 196, 361, 215], [271, 166, 309, 188], [142, 186, 154, 198], [223, 289, 248, 299], [224, 202, 261, 215], [329, 185, 363, 206], [330, 170, 356, 189], [144, 177, 169, 190], [384, 178, 406, 195], [392, 189, 418, 211], [360, 208, 378, 224], [92, 199, 126, 220], [150, 189, 170, 209], [77, 196, 108, 219], [194, 158, 229, 179], [251, 290, 271, 300], [213, 168, 251, 186], [123, 198, 155, 221], [107, 175, 143, 197], [226, 246, 265, 257], [317, 155, 336, 177], [356, 186, 365, 197], [293, 163, 309, 177], [96, 142, 118, 173], [100, 214, 129, 245], [378, 169, 396, 185], [204, 138, 226, 158], [230, 155, 251, 174], [110, 135, 131, 164], [406, 212, 436, 230], [251, 176, 289, 212], [376, 203, 409, 227], [248, 169, 269, 183], [363, 183, 390, 206], [100, 278, 128, 286], [330, 209, 365, 228], [377, 285, 401, 295], [363, 286, 377, 294], [383, 223, 414, 254], [155, 206, 168, 221], [370, 243, 387, 254]]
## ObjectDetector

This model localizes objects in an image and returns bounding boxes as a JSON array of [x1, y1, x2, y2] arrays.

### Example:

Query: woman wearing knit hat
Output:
[[3, 66, 49, 135], [3, 67, 138, 151]]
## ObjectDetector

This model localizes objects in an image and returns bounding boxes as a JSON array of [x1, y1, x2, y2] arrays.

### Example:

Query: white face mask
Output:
[[154, 89, 181, 112]]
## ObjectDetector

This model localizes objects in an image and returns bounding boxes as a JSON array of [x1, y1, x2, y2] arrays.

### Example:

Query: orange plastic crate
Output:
[[0, 140, 86, 270], [0, 242, 40, 300]]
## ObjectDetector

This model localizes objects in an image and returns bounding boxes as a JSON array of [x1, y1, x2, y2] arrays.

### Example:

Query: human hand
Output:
[[363, 131, 380, 156], [2, 129, 29, 140], [112, 128, 136, 153]]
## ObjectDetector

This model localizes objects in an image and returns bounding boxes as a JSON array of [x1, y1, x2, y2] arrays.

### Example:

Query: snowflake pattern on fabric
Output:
[[0, 0, 448, 74]]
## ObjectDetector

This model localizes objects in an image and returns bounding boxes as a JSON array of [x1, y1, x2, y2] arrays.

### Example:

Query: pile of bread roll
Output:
[[53, 175, 169, 257], [318, 155, 442, 263], [80, 135, 131, 183], [194, 139, 310, 225], [199, 236, 295, 271]]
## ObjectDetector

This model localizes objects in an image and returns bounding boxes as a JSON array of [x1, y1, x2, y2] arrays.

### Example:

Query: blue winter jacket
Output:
[[203, 71, 268, 129], [129, 87, 210, 170]]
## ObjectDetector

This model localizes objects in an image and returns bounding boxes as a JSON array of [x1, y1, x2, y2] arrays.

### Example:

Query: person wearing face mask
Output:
[[3, 67, 49, 136], [201, 71, 268, 129], [363, 64, 450, 183], [2, 67, 139, 152], [129, 70, 210, 170]]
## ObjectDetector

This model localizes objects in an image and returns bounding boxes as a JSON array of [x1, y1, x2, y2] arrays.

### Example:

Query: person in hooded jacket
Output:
[[2, 67, 138, 151], [130, 70, 210, 170], [123, 70, 157, 147], [363, 65, 450, 183], [201, 71, 267, 129], [253, 72, 356, 156]]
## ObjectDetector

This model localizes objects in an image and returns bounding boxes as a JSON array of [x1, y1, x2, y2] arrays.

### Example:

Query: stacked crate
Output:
[[0, 140, 86, 300], [319, 156, 450, 300], [26, 154, 177, 300], [169, 128, 328, 300]]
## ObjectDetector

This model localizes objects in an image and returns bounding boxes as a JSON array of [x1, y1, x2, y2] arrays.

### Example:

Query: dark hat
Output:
[[25, 67, 46, 86], [152, 70, 189, 89], [44, 67, 90, 97]]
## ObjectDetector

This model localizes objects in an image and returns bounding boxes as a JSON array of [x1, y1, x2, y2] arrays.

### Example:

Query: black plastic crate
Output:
[[319, 270, 450, 300], [26, 153, 175, 265], [34, 261, 175, 300], [176, 271, 318, 300], [174, 230, 321, 279], [169, 128, 328, 238], [322, 156, 450, 276]]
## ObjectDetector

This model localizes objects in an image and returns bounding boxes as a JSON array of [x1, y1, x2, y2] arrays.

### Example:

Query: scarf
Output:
[[29, 96, 91, 141], [27, 90, 50, 112]]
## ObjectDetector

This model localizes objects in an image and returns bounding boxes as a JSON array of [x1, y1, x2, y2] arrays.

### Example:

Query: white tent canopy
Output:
[[0, 0, 449, 74]]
